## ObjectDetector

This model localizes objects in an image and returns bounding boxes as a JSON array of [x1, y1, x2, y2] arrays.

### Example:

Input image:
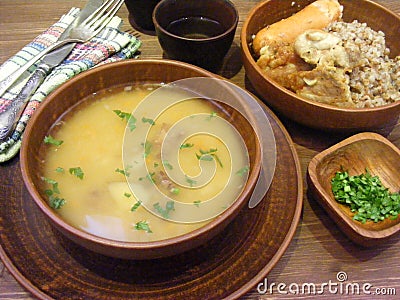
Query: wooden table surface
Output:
[[1, 0, 399, 299]]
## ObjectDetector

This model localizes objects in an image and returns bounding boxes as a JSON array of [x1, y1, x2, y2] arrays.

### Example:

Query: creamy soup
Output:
[[41, 84, 249, 242]]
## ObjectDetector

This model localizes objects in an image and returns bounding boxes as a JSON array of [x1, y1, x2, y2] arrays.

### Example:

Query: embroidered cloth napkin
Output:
[[0, 8, 141, 162]]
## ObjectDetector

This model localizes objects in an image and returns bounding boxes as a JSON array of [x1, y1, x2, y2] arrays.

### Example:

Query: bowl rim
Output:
[[20, 58, 262, 253], [308, 132, 400, 241], [240, 0, 400, 113], [152, 0, 239, 42]]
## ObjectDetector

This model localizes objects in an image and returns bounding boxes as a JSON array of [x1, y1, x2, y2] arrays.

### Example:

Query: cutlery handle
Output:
[[0, 39, 78, 98], [0, 64, 50, 140]]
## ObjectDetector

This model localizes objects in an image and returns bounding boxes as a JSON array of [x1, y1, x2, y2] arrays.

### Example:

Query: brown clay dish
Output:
[[241, 0, 400, 131], [19, 59, 262, 260], [1, 86, 303, 299], [308, 132, 400, 246]]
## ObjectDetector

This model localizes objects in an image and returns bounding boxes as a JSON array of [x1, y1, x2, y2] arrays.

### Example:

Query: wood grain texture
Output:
[[1, 0, 400, 299], [308, 132, 400, 246]]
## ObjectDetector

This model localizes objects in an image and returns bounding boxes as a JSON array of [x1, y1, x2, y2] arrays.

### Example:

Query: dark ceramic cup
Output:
[[124, 0, 161, 32], [153, 0, 238, 72]]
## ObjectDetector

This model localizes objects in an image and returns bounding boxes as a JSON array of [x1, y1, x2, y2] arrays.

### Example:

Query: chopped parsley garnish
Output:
[[41, 177, 65, 209], [134, 221, 152, 233], [69, 167, 84, 180], [180, 143, 194, 149], [162, 160, 173, 170], [206, 111, 218, 120], [185, 175, 197, 187], [142, 117, 155, 125], [194, 200, 201, 207], [196, 148, 223, 168], [236, 166, 249, 177], [153, 201, 175, 219], [147, 172, 155, 183], [44, 135, 63, 146], [141, 141, 152, 158], [42, 177, 60, 194], [131, 200, 142, 212], [113, 109, 137, 131], [124, 192, 132, 198], [115, 168, 130, 177], [139, 172, 155, 183], [48, 194, 66, 209], [170, 187, 180, 195], [331, 169, 400, 223], [55, 167, 65, 173]]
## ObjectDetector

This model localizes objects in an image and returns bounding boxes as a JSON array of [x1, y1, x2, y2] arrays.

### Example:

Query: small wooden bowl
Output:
[[20, 59, 261, 259], [307, 132, 400, 246], [241, 0, 400, 131]]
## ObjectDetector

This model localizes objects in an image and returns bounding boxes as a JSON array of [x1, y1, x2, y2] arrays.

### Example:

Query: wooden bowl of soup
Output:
[[241, 0, 400, 132], [20, 59, 262, 259]]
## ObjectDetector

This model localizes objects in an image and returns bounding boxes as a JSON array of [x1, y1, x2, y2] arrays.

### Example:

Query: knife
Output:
[[0, 0, 103, 141]]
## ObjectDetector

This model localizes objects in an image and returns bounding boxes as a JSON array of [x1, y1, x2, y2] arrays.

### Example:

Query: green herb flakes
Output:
[[196, 148, 223, 168], [142, 141, 152, 158], [134, 221, 152, 233], [55, 167, 65, 173], [41, 177, 65, 209], [194, 200, 201, 207], [170, 187, 180, 195], [331, 169, 400, 223], [154, 201, 175, 219], [139, 172, 156, 183], [185, 175, 197, 187], [115, 168, 130, 177], [44, 135, 63, 146], [180, 143, 194, 149], [42, 177, 60, 194], [124, 192, 132, 198], [142, 117, 155, 125], [162, 160, 173, 170], [69, 167, 84, 180], [113, 109, 137, 131], [131, 201, 142, 212], [236, 166, 249, 177], [206, 111, 218, 120]]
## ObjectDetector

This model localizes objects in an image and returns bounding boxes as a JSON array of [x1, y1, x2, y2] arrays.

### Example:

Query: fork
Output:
[[0, 0, 124, 98]]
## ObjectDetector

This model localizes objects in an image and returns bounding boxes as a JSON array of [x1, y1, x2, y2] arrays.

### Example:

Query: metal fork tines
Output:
[[74, 0, 125, 40], [0, 0, 124, 98]]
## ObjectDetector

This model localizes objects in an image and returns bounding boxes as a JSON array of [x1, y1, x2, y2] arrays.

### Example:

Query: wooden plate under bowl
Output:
[[0, 98, 302, 299], [307, 132, 400, 246]]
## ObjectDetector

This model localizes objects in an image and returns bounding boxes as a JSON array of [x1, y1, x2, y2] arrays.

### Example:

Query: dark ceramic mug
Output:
[[124, 0, 161, 32], [153, 0, 239, 72]]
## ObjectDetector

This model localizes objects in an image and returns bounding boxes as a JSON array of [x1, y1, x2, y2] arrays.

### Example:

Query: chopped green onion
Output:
[[331, 169, 400, 223]]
